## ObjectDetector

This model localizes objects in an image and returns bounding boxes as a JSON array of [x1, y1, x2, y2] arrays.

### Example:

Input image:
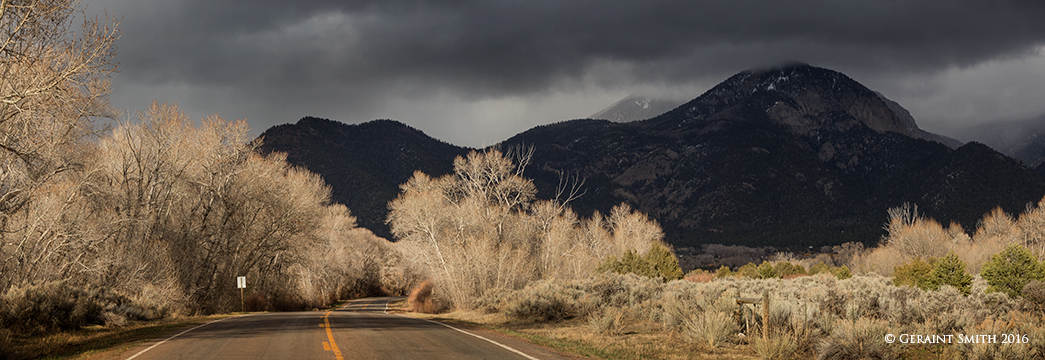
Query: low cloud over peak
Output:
[[89, 0, 1045, 147]]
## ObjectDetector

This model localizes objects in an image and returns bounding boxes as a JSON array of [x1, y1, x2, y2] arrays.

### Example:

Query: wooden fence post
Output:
[[761, 290, 770, 341]]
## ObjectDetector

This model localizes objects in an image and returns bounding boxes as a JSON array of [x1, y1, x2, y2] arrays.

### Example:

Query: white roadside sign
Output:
[[237, 276, 246, 289]]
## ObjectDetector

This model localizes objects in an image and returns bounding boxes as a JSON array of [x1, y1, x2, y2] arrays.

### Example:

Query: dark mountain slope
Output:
[[502, 64, 1045, 247], [590, 94, 686, 123], [904, 142, 1045, 226], [258, 117, 470, 238], [257, 64, 1045, 249], [956, 114, 1045, 167]]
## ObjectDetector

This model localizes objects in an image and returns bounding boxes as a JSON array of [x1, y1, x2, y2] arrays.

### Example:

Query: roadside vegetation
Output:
[[393, 150, 1045, 359], [387, 148, 671, 310], [1, 2, 416, 358], [6, 2, 1045, 360]]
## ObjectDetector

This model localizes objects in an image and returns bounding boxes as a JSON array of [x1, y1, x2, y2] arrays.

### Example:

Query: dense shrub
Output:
[[588, 306, 626, 335], [715, 265, 733, 278], [468, 270, 1045, 359], [0, 282, 166, 335], [981, 245, 1045, 298], [773, 262, 807, 278], [830, 265, 853, 280], [927, 252, 973, 295], [736, 263, 759, 278], [757, 261, 777, 279], [816, 318, 896, 360], [684, 307, 738, 349], [808, 262, 831, 276], [1023, 280, 1045, 314], [407, 280, 448, 314], [597, 244, 683, 282], [504, 280, 592, 322], [892, 257, 935, 289], [752, 331, 798, 360]]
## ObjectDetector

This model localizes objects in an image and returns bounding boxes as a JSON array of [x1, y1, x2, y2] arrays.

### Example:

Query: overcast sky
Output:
[[83, 0, 1045, 147]]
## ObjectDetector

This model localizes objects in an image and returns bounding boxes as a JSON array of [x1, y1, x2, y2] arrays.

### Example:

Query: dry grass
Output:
[[438, 271, 1045, 360], [1, 315, 229, 360], [685, 272, 715, 283], [406, 309, 759, 360]]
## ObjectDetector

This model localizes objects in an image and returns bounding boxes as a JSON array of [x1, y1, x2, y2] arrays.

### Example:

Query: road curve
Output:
[[114, 297, 576, 360]]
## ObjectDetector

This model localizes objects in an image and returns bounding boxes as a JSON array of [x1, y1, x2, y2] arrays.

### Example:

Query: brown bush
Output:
[[685, 271, 715, 283], [1023, 280, 1045, 314], [408, 280, 447, 314]]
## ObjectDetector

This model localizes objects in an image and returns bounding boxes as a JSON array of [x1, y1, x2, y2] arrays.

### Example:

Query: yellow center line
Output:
[[323, 311, 344, 360]]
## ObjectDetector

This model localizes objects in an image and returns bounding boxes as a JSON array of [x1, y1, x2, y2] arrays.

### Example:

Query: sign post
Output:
[[237, 276, 246, 313]]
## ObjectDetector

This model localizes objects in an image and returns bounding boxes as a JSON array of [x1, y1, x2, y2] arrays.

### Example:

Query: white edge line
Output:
[[123, 314, 244, 360], [394, 313, 540, 360]]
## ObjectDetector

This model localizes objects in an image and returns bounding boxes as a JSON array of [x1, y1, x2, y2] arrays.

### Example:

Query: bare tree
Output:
[[0, 0, 118, 219], [388, 149, 669, 310], [0, 0, 118, 289], [0, 2, 398, 314]]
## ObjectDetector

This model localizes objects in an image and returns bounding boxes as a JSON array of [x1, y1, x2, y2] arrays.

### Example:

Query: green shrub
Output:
[[981, 245, 1045, 298], [646, 244, 684, 281], [715, 265, 733, 278], [757, 261, 777, 279], [808, 262, 831, 275], [737, 263, 759, 278], [830, 265, 853, 280], [597, 249, 642, 275], [927, 252, 973, 295], [892, 257, 935, 289], [774, 262, 807, 278], [597, 244, 683, 282]]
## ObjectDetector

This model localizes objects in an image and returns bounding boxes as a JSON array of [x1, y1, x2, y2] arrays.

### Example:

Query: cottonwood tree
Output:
[[0, 0, 118, 289], [0, 0, 118, 221], [3, 101, 395, 313], [388, 149, 671, 309], [0, 1, 398, 314], [90, 103, 340, 311], [388, 151, 540, 308]]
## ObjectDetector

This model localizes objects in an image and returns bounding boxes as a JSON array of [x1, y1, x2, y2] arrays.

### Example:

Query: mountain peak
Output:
[[650, 64, 914, 140], [590, 94, 685, 123]]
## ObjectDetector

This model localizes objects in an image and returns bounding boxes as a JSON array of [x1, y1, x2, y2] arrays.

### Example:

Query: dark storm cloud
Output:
[[87, 0, 1045, 145]]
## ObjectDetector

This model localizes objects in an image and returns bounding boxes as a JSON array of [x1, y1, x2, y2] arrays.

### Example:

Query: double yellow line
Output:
[[321, 310, 344, 360]]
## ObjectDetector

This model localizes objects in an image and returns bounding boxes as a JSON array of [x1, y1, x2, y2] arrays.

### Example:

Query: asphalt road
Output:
[[116, 297, 575, 360]]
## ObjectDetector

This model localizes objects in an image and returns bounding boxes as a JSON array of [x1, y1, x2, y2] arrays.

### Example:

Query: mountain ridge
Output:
[[258, 117, 471, 239], [259, 64, 1045, 248]]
